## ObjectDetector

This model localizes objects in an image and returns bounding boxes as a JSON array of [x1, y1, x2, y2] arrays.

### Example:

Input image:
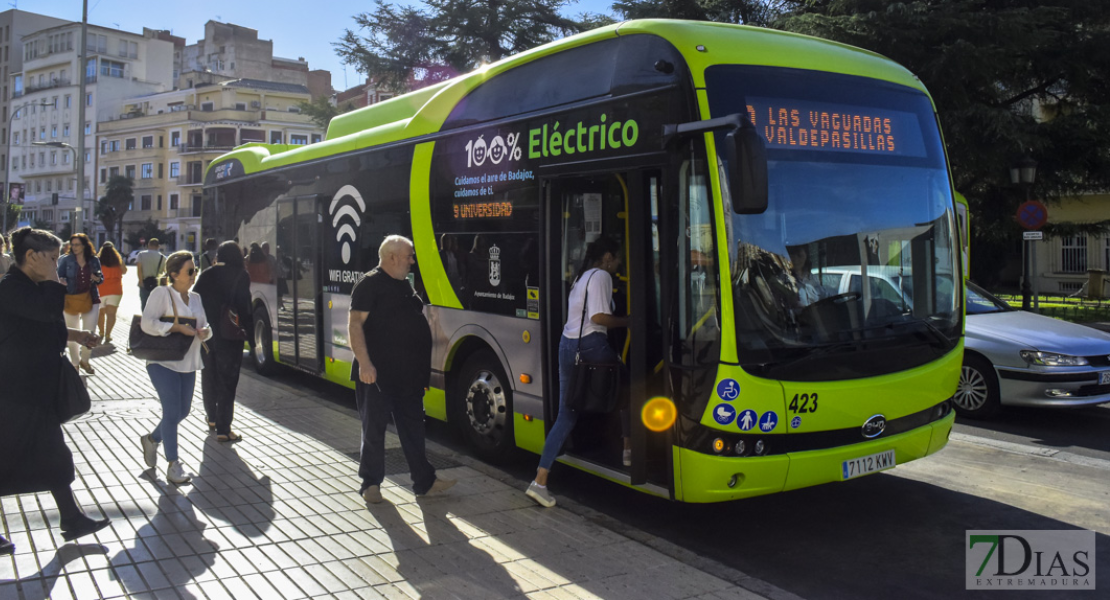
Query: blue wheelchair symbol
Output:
[[759, 411, 779, 432], [716, 379, 740, 401], [737, 409, 758, 431]]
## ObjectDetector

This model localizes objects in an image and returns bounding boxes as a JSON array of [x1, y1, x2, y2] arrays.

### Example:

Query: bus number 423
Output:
[[789, 393, 818, 414]]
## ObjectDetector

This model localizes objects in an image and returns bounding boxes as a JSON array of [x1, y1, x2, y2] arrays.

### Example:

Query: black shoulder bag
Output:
[[142, 256, 164, 292], [129, 289, 197, 361], [56, 360, 91, 423], [565, 271, 622, 413]]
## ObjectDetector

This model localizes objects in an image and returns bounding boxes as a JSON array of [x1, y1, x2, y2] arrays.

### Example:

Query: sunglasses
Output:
[[183, 268, 196, 276]]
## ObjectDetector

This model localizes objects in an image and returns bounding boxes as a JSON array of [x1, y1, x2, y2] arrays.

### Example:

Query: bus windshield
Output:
[[706, 66, 960, 380]]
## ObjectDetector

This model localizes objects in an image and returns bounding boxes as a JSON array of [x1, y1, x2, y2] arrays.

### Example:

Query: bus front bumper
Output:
[[675, 411, 954, 503]]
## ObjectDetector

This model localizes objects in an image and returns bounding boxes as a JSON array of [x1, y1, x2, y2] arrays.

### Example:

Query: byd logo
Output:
[[966, 530, 1095, 590]]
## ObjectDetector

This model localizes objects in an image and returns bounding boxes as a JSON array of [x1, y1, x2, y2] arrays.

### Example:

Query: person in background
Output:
[[194, 241, 253, 442], [246, 242, 272, 284], [96, 241, 127, 344], [0, 227, 110, 556], [198, 238, 218, 271], [138, 251, 212, 484], [136, 238, 166, 311], [58, 233, 103, 375], [0, 234, 13, 274], [527, 237, 629, 508], [348, 235, 455, 504]]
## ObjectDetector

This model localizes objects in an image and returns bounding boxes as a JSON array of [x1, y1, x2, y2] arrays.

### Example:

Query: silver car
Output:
[[955, 281, 1110, 418]]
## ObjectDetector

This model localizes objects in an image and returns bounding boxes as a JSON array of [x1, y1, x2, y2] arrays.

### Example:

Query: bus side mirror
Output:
[[727, 123, 768, 215]]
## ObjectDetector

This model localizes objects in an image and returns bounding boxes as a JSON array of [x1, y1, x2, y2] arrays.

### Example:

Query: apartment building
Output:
[[12, 23, 173, 239], [96, 79, 321, 252], [0, 9, 69, 211]]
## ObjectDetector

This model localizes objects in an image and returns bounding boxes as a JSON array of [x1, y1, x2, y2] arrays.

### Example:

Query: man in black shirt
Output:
[[348, 235, 455, 503]]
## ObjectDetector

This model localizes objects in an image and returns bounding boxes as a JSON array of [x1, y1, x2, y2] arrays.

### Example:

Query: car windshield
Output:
[[706, 65, 960, 380], [966, 281, 1012, 314]]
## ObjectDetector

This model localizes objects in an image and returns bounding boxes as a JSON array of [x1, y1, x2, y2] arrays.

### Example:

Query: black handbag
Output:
[[565, 271, 622, 413], [129, 289, 196, 361], [56, 360, 91, 423]]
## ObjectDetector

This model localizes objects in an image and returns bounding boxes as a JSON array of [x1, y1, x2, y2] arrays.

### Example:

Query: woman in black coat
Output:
[[194, 241, 254, 442], [0, 227, 111, 555]]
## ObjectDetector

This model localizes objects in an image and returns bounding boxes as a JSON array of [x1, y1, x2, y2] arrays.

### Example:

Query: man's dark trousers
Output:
[[355, 382, 436, 495]]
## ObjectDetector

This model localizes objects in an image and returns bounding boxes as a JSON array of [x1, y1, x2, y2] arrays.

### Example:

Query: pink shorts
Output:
[[101, 294, 122, 307]]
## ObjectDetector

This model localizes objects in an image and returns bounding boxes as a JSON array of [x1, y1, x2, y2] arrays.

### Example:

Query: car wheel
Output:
[[953, 354, 1000, 419], [252, 308, 278, 375], [454, 349, 515, 462]]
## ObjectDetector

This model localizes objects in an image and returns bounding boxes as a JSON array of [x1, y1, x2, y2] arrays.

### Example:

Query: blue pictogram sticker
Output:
[[737, 409, 758, 431], [716, 379, 740, 401], [791, 416, 802, 429], [759, 411, 779, 432], [713, 404, 736, 425]]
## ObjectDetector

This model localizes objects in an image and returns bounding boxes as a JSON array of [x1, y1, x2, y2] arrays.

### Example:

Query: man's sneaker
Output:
[[525, 481, 556, 508], [140, 434, 158, 468], [166, 460, 193, 484], [361, 485, 383, 504], [417, 477, 456, 497]]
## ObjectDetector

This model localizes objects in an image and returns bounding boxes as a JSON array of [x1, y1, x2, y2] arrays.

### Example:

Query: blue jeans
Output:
[[539, 333, 620, 470], [147, 364, 195, 462]]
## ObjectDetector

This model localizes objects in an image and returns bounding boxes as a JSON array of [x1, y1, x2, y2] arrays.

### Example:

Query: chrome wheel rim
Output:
[[954, 365, 989, 411], [254, 324, 267, 366], [465, 369, 508, 439]]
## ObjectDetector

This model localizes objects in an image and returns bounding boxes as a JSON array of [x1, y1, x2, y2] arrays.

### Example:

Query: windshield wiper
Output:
[[884, 317, 957, 351]]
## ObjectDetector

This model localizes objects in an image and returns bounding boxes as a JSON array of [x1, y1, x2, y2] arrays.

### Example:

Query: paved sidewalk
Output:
[[2, 335, 781, 598]]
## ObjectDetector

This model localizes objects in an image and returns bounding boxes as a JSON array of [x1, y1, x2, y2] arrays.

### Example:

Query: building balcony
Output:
[[25, 78, 72, 94], [175, 176, 204, 186], [172, 206, 202, 219], [177, 144, 236, 155]]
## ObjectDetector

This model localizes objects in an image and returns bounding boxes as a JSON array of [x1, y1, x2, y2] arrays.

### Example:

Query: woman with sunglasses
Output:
[[138, 251, 212, 484]]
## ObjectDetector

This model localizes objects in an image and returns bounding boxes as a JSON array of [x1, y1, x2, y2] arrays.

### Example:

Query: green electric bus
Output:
[[202, 19, 962, 503]]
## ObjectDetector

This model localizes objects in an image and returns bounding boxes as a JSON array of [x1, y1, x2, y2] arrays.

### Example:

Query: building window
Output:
[[311, 134, 322, 144], [140, 195, 151, 210], [169, 162, 180, 178], [200, 102, 214, 112], [170, 131, 180, 146], [270, 131, 283, 144], [109, 166, 119, 178], [1061, 236, 1088, 273], [169, 193, 178, 210], [85, 122, 91, 135], [235, 103, 246, 111], [65, 95, 71, 108], [99, 168, 106, 183], [141, 163, 153, 179], [125, 165, 135, 179], [12, 132, 18, 145], [51, 125, 57, 138], [157, 163, 163, 178], [62, 152, 69, 164], [142, 135, 153, 148], [125, 138, 136, 150], [50, 151, 56, 165], [290, 134, 308, 145], [86, 93, 92, 106], [63, 124, 70, 137]]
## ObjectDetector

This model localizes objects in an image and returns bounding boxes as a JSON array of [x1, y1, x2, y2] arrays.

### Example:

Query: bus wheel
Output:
[[953, 355, 1000, 419], [252, 309, 278, 375], [455, 350, 514, 462]]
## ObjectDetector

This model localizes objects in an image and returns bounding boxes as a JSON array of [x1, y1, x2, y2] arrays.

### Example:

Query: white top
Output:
[[561, 268, 614, 339], [141, 286, 212, 373]]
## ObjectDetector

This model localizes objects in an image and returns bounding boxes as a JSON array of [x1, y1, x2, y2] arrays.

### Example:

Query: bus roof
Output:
[[206, 19, 927, 181]]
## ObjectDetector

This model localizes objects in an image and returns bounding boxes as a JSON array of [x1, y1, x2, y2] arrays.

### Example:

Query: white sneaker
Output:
[[526, 482, 556, 508], [166, 460, 193, 484], [361, 485, 383, 504], [140, 434, 159, 468]]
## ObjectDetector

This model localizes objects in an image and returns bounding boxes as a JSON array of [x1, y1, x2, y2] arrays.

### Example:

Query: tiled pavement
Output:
[[2, 334, 784, 599]]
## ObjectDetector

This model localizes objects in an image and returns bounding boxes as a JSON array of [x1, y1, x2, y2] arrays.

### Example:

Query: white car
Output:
[[127, 250, 141, 265], [954, 281, 1110, 419]]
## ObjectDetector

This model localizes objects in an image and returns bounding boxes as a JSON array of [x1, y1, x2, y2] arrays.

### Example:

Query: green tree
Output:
[[336, 0, 604, 90], [124, 219, 175, 252], [613, 0, 783, 24], [297, 96, 360, 131], [98, 175, 133, 245], [775, 0, 1110, 285], [31, 218, 51, 230], [3, 203, 21, 233]]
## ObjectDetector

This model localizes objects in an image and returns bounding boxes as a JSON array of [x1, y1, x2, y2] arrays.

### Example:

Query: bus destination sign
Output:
[[745, 98, 926, 158]]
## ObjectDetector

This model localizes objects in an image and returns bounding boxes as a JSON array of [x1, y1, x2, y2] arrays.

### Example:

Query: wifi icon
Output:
[[329, 185, 365, 264]]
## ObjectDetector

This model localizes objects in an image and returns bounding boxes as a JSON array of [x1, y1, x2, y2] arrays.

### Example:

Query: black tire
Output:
[[252, 308, 278, 375], [454, 349, 515, 462], [953, 354, 1001, 419]]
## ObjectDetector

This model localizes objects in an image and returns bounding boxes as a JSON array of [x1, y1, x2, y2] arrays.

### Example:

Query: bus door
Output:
[[276, 195, 323, 373], [543, 169, 671, 490]]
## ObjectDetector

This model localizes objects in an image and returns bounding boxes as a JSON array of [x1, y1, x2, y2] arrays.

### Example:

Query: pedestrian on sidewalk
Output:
[[348, 235, 454, 504], [96, 241, 127, 344], [527, 237, 629, 508], [139, 251, 212, 484], [136, 238, 165, 311], [58, 233, 103, 375], [194, 240, 253, 442], [197, 237, 218, 271], [0, 227, 110, 556]]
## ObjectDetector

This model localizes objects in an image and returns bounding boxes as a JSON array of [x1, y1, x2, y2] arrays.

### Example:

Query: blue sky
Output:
[[20, 0, 620, 91]]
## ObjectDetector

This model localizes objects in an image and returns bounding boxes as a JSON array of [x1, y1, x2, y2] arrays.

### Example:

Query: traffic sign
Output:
[[1016, 200, 1048, 230], [1023, 231, 1043, 241]]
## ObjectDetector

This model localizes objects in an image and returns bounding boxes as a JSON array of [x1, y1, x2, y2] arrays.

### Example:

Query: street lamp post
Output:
[[2, 102, 52, 235], [1010, 156, 1038, 311], [32, 141, 82, 232]]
